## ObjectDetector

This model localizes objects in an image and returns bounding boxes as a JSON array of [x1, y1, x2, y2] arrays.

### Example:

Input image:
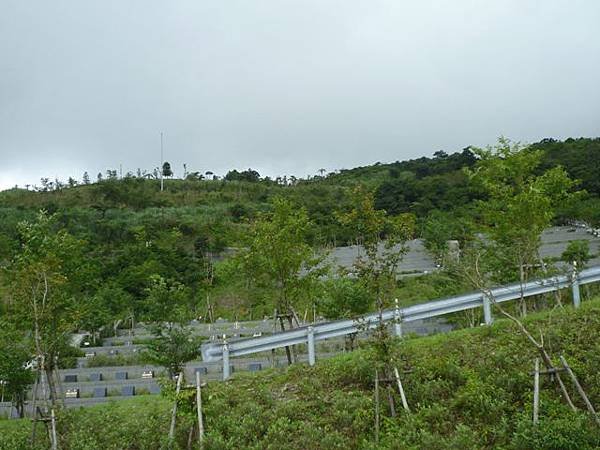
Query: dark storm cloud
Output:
[[1, 0, 599, 189]]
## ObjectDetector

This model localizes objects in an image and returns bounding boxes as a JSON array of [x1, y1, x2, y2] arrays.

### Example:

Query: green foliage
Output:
[[421, 209, 475, 264], [84, 353, 148, 368], [0, 320, 34, 417], [338, 185, 415, 368], [4, 299, 600, 449], [319, 278, 371, 319], [143, 325, 203, 378], [562, 240, 591, 269], [6, 211, 87, 407], [143, 275, 191, 324], [337, 185, 415, 307], [237, 197, 325, 314], [467, 138, 576, 285]]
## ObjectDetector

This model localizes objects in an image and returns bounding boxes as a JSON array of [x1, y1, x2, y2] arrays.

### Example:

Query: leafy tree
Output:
[[82, 171, 90, 184], [236, 197, 326, 363], [562, 240, 591, 270], [320, 278, 370, 320], [0, 320, 34, 417], [8, 211, 83, 410], [238, 197, 324, 317], [422, 210, 474, 265], [143, 326, 201, 379], [162, 162, 173, 178], [224, 169, 260, 182], [141, 275, 198, 378], [466, 138, 576, 314], [338, 185, 415, 365], [77, 295, 112, 346], [143, 275, 191, 325]]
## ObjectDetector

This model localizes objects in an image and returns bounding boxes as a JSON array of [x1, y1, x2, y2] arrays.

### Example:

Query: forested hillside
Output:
[[0, 138, 598, 323]]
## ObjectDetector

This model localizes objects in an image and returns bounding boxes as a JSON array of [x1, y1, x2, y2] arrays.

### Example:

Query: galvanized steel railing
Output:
[[201, 265, 600, 379]]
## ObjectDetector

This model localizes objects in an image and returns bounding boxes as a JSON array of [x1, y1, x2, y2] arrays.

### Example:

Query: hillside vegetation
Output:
[[2, 136, 600, 448], [2, 298, 600, 449], [1, 137, 599, 322]]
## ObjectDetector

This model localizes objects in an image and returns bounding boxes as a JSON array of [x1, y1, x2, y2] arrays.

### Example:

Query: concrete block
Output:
[[248, 363, 262, 372], [93, 387, 107, 398], [89, 373, 103, 382], [122, 386, 135, 396]]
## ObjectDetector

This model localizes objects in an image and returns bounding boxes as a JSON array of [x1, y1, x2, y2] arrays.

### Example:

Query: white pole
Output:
[[572, 261, 581, 308], [394, 298, 403, 337], [196, 371, 204, 448], [222, 342, 230, 380], [307, 327, 316, 366], [533, 358, 540, 424], [160, 132, 164, 192]]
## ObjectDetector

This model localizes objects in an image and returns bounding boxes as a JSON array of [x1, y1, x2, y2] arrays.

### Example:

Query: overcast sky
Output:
[[1, 1, 599, 190]]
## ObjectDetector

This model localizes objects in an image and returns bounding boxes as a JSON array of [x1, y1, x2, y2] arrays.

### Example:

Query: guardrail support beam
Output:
[[572, 262, 581, 309], [572, 278, 581, 309], [394, 299, 403, 337], [307, 326, 316, 366], [483, 295, 493, 325], [222, 343, 230, 380]]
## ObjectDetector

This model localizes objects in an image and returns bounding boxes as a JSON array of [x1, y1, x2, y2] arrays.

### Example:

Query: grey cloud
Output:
[[1, 0, 599, 189]]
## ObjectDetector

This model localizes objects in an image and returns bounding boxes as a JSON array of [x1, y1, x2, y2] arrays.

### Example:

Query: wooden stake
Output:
[[168, 372, 183, 446], [50, 408, 57, 450], [186, 426, 194, 450], [271, 309, 278, 368], [30, 370, 39, 445], [488, 298, 577, 412], [374, 370, 380, 444], [278, 315, 293, 365], [196, 371, 204, 449], [559, 356, 600, 426], [394, 367, 410, 412], [533, 358, 540, 425], [386, 385, 396, 418]]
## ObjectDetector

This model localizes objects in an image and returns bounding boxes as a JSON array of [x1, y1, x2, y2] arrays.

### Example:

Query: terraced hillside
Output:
[[2, 298, 600, 449]]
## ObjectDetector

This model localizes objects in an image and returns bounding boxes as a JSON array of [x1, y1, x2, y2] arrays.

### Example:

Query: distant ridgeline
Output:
[[0, 137, 599, 249]]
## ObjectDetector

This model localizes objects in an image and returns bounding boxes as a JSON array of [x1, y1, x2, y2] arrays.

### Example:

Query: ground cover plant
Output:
[[2, 298, 600, 449]]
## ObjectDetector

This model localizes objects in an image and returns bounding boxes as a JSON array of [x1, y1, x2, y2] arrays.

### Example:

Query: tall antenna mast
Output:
[[160, 131, 164, 192]]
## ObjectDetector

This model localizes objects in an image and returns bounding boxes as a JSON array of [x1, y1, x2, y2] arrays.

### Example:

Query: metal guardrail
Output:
[[201, 265, 600, 379]]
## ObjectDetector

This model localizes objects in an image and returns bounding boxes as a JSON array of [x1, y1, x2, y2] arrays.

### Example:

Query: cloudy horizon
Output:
[[1, 1, 600, 191]]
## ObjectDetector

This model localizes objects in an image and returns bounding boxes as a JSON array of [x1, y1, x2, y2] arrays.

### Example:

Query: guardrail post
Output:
[[572, 261, 581, 309], [394, 298, 403, 337], [222, 340, 230, 380], [307, 326, 316, 366], [482, 294, 493, 325]]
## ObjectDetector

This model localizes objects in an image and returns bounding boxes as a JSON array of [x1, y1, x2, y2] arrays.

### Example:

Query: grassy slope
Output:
[[3, 299, 600, 449], [201, 300, 600, 450]]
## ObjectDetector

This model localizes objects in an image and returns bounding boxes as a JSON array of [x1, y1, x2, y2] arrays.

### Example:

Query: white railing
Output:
[[201, 265, 600, 379]]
